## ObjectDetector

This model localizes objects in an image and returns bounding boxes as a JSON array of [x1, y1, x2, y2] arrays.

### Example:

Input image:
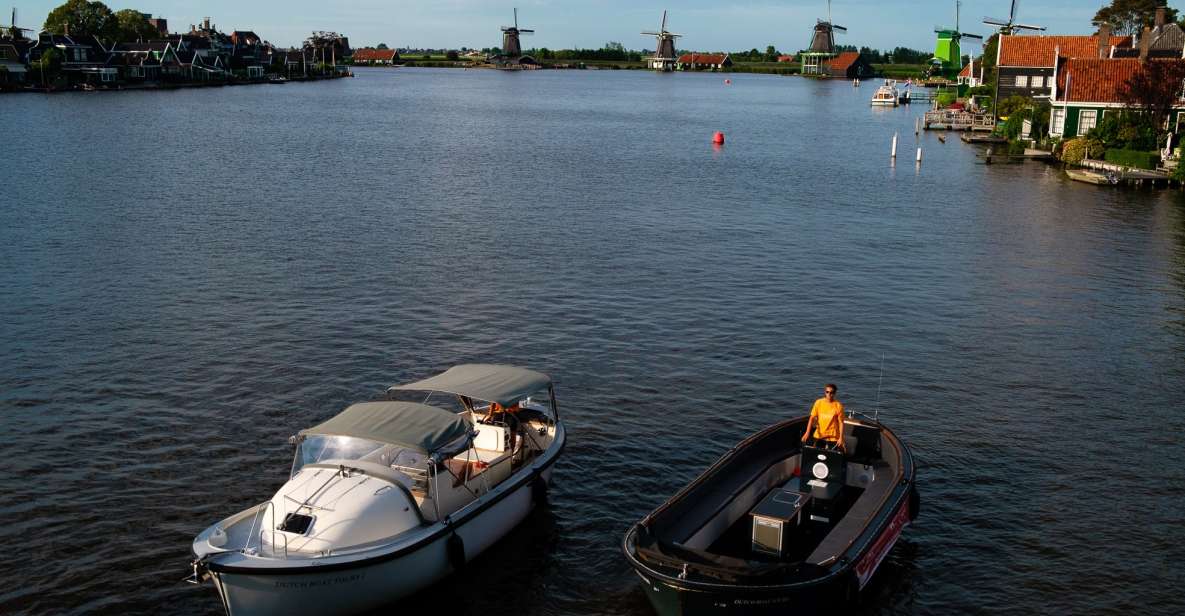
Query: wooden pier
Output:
[[924, 109, 996, 132]]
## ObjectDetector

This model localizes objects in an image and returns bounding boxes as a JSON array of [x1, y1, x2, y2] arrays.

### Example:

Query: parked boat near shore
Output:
[[1066, 168, 1120, 185], [189, 364, 565, 615], [623, 413, 917, 616], [870, 80, 899, 107]]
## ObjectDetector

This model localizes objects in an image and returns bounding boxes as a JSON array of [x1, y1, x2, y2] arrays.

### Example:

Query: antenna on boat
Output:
[[873, 353, 885, 421]]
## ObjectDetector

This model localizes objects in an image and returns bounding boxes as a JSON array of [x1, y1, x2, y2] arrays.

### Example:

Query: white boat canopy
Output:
[[300, 401, 472, 454], [388, 364, 552, 406]]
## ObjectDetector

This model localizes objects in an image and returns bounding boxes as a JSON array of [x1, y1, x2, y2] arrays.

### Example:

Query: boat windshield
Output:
[[292, 434, 387, 474]]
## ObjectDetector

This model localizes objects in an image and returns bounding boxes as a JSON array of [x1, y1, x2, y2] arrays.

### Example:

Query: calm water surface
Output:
[[2, 68, 1184, 615]]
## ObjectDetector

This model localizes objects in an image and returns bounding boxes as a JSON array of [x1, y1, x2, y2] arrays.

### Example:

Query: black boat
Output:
[[622, 414, 918, 615]]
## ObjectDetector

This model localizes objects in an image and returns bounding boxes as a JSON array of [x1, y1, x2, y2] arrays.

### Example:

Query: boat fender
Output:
[[908, 485, 921, 522], [532, 475, 548, 506], [447, 533, 466, 571]]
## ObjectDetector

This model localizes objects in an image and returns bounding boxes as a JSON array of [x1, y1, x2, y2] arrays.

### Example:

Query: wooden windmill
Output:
[[641, 10, 682, 72], [5, 7, 36, 39], [933, 1, 983, 75], [982, 0, 1045, 35], [801, 0, 847, 75], [501, 8, 534, 58]]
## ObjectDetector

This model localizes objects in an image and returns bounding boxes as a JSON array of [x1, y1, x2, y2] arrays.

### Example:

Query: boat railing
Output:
[[243, 500, 289, 559]]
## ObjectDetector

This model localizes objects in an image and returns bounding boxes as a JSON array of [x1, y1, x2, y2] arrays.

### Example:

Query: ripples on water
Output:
[[1, 69, 1184, 615]]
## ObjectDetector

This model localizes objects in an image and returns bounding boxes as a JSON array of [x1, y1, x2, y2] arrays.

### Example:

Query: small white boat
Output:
[[189, 364, 565, 615], [870, 80, 899, 107]]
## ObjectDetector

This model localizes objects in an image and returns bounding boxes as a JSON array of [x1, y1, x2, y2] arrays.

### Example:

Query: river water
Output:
[[1, 68, 1183, 615]]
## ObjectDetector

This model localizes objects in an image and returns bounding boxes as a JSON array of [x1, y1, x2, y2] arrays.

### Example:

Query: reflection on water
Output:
[[1, 68, 1184, 615]]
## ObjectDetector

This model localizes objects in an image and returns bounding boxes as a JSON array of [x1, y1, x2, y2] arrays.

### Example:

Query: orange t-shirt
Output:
[[810, 398, 845, 441]]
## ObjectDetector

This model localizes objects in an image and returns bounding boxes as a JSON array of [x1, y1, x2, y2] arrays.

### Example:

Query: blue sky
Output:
[[11, 1, 1120, 51]]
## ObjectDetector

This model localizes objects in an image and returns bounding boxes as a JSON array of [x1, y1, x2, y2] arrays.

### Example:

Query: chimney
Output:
[[1140, 25, 1151, 61], [1098, 23, 1111, 58], [1156, 6, 1167, 28]]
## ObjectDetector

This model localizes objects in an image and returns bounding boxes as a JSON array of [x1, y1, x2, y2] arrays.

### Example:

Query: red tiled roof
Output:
[[352, 48, 398, 62], [999, 35, 1131, 67], [1053, 57, 1185, 103], [825, 51, 860, 71], [777, 55, 795, 63], [678, 53, 728, 64]]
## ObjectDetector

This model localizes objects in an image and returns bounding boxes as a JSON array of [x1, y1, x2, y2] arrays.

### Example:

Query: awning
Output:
[[389, 364, 552, 406], [300, 401, 472, 454]]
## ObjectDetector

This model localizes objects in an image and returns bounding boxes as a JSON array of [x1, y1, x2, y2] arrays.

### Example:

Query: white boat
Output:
[[189, 364, 565, 615], [870, 80, 899, 107]]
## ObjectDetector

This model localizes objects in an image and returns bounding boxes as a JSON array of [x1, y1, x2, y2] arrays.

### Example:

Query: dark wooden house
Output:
[[824, 51, 874, 78]]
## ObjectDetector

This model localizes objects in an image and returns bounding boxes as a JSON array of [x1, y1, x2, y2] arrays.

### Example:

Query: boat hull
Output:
[[623, 417, 916, 616], [629, 493, 911, 616], [203, 431, 562, 615]]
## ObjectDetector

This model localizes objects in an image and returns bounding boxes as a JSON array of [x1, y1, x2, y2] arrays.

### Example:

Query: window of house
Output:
[[1078, 110, 1098, 135], [1016, 75, 1029, 88], [1052, 108, 1066, 135], [1031, 76, 1044, 89]]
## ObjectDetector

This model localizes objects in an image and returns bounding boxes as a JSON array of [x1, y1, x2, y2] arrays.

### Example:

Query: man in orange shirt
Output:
[[801, 383, 846, 452]]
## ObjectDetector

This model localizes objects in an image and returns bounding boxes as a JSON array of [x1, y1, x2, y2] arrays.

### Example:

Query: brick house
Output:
[[823, 51, 874, 79], [1049, 57, 1185, 139], [996, 33, 1131, 100], [676, 53, 732, 71]]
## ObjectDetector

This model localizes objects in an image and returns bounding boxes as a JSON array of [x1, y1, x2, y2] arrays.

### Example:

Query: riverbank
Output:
[[0, 72, 351, 94]]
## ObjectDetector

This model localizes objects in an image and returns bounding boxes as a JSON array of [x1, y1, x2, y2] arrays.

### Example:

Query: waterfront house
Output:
[[352, 48, 399, 65], [996, 31, 1131, 100], [113, 41, 174, 60], [1111, 7, 1185, 59], [823, 51, 874, 79], [106, 51, 161, 82], [1049, 57, 1185, 138], [164, 49, 225, 81], [282, 49, 307, 76], [27, 33, 111, 85], [777, 54, 795, 63], [676, 53, 732, 71], [0, 42, 28, 84], [957, 60, 983, 87]]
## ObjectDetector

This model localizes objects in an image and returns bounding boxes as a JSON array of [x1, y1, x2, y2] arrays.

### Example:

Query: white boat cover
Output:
[[300, 401, 472, 454], [388, 364, 551, 406]]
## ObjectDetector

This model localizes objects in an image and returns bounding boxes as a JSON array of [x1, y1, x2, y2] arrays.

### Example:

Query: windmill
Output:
[[6, 7, 36, 39], [641, 10, 682, 72], [983, 0, 1045, 35], [801, 0, 846, 75], [500, 8, 534, 58], [934, 1, 983, 74]]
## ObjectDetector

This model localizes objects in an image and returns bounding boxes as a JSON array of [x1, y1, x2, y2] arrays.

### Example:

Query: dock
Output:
[[924, 109, 996, 132], [1080, 159, 1175, 186], [961, 133, 1007, 144]]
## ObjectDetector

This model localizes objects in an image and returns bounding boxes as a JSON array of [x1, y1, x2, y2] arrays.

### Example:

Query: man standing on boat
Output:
[[801, 384, 846, 452]]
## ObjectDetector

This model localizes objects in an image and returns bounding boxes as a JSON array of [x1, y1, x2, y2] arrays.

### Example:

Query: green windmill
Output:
[[933, 1, 982, 76]]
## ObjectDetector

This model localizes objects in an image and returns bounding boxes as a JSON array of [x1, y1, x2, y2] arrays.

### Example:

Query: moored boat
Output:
[[623, 413, 917, 615], [1066, 168, 1120, 185], [870, 80, 899, 107], [189, 364, 565, 615]]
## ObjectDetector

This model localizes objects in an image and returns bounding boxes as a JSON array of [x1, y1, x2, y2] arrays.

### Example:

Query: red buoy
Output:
[[724, 78, 732, 85], [713, 131, 725, 145]]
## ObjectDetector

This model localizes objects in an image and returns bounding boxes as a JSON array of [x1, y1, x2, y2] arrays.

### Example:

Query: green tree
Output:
[[1092, 0, 1179, 36], [763, 45, 778, 62], [43, 0, 116, 40], [112, 9, 157, 42], [376, 43, 389, 50], [980, 33, 999, 89], [34, 46, 63, 84], [997, 95, 1031, 117], [1120, 57, 1185, 145]]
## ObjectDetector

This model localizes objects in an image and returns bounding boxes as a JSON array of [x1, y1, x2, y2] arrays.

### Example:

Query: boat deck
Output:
[[705, 478, 863, 564]]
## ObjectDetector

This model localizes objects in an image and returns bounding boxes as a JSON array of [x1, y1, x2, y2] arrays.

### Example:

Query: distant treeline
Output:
[[494, 42, 939, 65]]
